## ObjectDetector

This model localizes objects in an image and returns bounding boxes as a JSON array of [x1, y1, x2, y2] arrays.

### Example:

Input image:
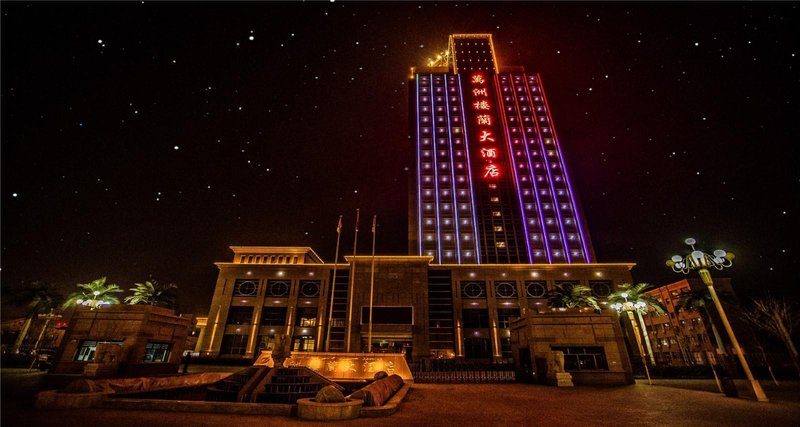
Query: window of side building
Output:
[[143, 342, 171, 363], [551, 346, 608, 371]]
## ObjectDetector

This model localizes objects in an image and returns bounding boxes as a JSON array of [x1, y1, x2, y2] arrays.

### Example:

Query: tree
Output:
[[741, 295, 800, 377], [547, 283, 600, 311], [62, 277, 123, 310], [6, 281, 62, 353], [124, 279, 177, 309], [608, 283, 665, 365], [676, 289, 729, 363]]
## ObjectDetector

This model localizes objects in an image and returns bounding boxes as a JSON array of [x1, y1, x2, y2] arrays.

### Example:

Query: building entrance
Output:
[[361, 338, 413, 362], [464, 337, 492, 360]]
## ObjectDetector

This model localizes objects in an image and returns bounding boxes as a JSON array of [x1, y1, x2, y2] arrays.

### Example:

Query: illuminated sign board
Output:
[[468, 72, 502, 182], [255, 351, 414, 381]]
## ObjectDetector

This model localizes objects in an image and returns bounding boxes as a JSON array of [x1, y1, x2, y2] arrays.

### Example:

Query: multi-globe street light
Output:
[[76, 290, 110, 310], [667, 238, 768, 402]]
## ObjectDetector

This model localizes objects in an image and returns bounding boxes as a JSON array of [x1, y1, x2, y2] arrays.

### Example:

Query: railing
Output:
[[412, 370, 516, 383]]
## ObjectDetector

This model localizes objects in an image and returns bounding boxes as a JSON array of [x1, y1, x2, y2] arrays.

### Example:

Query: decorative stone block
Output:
[[548, 372, 574, 387]]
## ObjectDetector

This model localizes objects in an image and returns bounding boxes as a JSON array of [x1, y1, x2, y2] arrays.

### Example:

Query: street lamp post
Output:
[[667, 238, 768, 402], [611, 296, 653, 385]]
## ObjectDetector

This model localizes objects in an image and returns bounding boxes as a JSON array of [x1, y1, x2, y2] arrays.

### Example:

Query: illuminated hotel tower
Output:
[[409, 34, 594, 264]]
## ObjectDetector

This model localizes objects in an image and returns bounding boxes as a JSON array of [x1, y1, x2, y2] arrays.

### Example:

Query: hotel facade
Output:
[[196, 35, 635, 382]]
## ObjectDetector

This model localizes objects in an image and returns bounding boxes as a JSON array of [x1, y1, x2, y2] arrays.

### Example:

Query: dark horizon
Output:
[[2, 2, 798, 315]]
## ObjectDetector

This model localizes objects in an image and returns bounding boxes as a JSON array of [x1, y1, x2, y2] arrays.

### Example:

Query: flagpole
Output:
[[324, 215, 343, 352], [345, 209, 359, 352], [368, 214, 377, 353]]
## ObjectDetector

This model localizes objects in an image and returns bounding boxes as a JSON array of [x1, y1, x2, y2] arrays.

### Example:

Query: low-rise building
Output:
[[51, 304, 191, 377], [197, 246, 635, 384]]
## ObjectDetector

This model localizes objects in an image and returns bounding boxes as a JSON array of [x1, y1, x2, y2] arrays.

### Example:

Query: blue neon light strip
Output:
[[507, 73, 552, 263], [523, 74, 572, 263], [443, 77, 462, 264], [429, 74, 443, 264], [493, 74, 533, 264], [416, 75, 423, 256], [536, 73, 591, 262]]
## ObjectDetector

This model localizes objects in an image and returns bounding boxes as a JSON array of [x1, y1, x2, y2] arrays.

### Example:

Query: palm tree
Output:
[[676, 289, 728, 362], [608, 283, 665, 366], [547, 283, 600, 311], [63, 277, 123, 310], [7, 281, 62, 353], [124, 280, 178, 309]]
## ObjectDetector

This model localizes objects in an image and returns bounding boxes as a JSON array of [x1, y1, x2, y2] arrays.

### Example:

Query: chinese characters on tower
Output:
[[469, 73, 501, 180]]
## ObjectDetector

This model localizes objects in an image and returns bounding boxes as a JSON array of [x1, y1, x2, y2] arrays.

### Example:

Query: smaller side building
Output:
[[51, 305, 191, 377], [510, 312, 634, 385], [642, 278, 754, 369]]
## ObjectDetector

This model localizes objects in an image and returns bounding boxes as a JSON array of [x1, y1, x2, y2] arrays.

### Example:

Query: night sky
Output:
[[2, 2, 798, 315]]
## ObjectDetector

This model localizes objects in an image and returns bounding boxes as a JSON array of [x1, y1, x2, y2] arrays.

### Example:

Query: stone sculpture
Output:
[[315, 385, 346, 403], [271, 333, 291, 368]]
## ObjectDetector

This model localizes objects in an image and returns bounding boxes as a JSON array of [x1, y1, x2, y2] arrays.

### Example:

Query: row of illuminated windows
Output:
[[419, 115, 462, 124], [419, 127, 463, 136], [421, 202, 473, 212], [419, 86, 466, 95], [420, 174, 471, 185], [520, 200, 572, 212], [421, 188, 474, 199], [220, 334, 315, 355], [461, 308, 519, 329], [238, 254, 299, 264], [420, 106, 462, 116], [422, 217, 473, 228], [505, 115, 550, 125], [527, 232, 581, 243], [423, 233, 475, 243], [420, 137, 468, 147], [231, 279, 321, 298], [226, 306, 317, 327], [419, 95, 462, 105], [504, 105, 546, 114], [420, 152, 467, 164], [74, 340, 170, 363], [499, 74, 538, 83], [420, 161, 469, 172], [417, 74, 460, 82], [422, 249, 476, 260], [460, 280, 613, 299]]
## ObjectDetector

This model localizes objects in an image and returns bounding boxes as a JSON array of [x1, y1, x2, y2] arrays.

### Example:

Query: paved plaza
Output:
[[2, 369, 799, 426]]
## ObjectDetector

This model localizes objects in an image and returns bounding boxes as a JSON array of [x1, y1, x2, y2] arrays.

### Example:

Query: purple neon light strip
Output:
[[458, 74, 481, 264], [536, 73, 591, 262], [536, 73, 591, 264], [429, 74, 443, 264], [507, 73, 552, 263], [416, 75, 423, 256], [522, 74, 572, 263], [443, 77, 462, 264], [493, 74, 533, 264]]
